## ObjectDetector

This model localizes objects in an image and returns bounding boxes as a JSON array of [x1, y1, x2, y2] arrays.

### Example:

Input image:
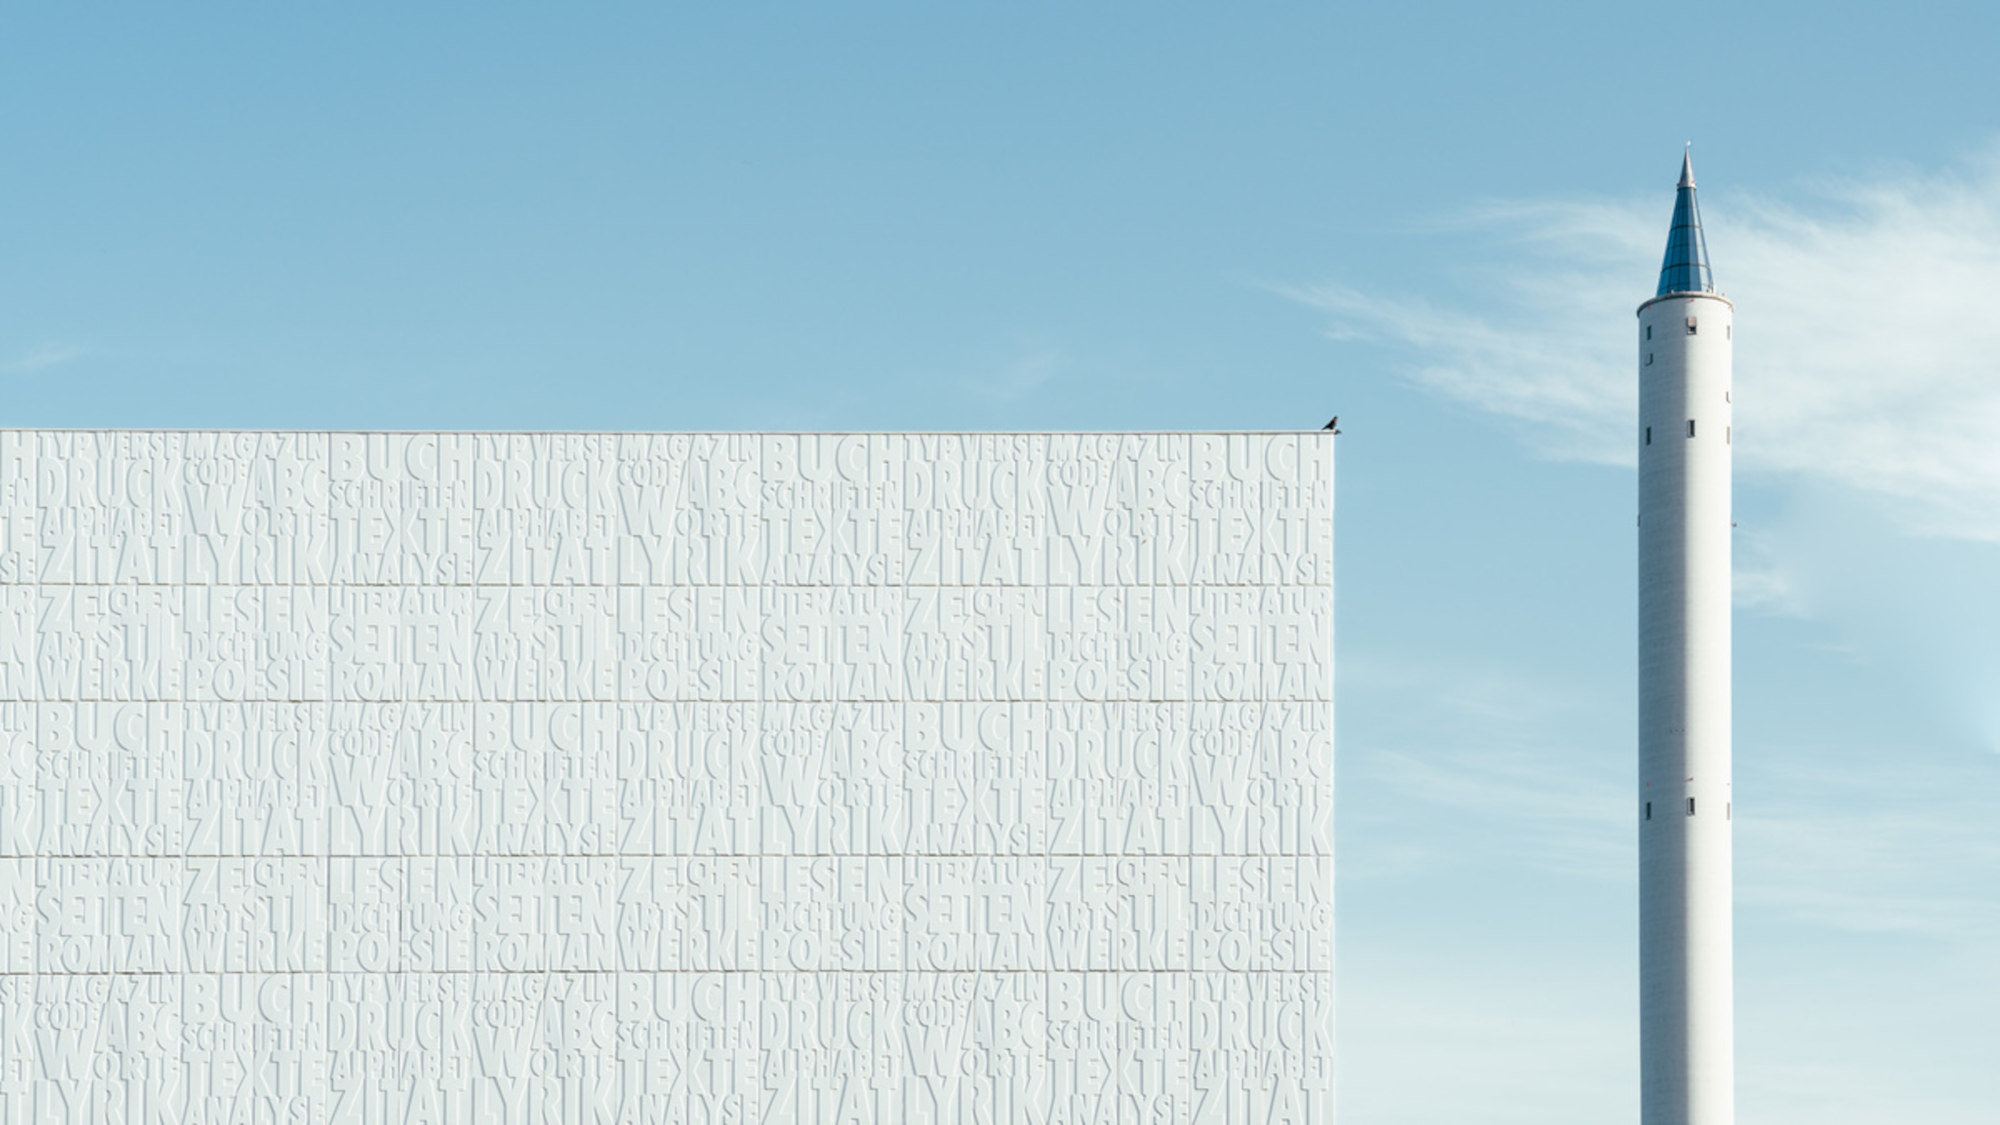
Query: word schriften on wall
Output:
[[0, 431, 1334, 1125]]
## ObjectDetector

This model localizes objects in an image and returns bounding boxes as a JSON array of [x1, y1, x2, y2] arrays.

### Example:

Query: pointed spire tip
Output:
[[1656, 147, 1714, 297]]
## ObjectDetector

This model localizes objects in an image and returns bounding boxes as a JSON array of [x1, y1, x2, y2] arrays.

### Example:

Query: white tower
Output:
[[1638, 149, 1734, 1125]]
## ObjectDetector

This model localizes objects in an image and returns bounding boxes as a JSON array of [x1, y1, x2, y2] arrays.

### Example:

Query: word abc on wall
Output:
[[0, 430, 1334, 1125]]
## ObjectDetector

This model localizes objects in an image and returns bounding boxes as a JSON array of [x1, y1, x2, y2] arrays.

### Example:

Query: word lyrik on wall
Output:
[[0, 430, 1334, 1124]]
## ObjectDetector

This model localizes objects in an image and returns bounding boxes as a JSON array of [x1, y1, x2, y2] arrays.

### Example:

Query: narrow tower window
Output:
[[1686, 317, 1698, 335], [1645, 353, 1653, 366], [1688, 420, 1696, 438], [1645, 427, 1651, 445], [1727, 426, 1731, 444], [1645, 802, 1652, 820], [1726, 325, 1731, 340], [1687, 798, 1696, 816], [1645, 325, 1652, 340]]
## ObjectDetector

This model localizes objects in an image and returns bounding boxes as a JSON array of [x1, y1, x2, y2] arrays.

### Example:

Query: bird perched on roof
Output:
[[1322, 416, 1341, 434]]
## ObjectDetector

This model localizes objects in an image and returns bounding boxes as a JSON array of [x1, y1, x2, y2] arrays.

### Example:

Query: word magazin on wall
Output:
[[0, 430, 1333, 1125]]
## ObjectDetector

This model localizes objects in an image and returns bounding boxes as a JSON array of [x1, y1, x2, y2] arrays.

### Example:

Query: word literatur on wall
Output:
[[0, 430, 1334, 1124]]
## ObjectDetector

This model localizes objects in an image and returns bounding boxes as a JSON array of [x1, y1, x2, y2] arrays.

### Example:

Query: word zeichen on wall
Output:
[[0, 430, 1333, 1125]]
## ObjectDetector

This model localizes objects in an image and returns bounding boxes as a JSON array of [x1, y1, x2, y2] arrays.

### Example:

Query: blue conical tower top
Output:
[[1656, 147, 1714, 296]]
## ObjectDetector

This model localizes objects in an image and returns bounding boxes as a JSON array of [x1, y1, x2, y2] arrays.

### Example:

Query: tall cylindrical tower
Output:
[[1638, 150, 1734, 1125]]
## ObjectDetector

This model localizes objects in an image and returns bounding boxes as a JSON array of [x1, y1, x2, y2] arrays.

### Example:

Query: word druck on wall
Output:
[[0, 430, 1334, 1125]]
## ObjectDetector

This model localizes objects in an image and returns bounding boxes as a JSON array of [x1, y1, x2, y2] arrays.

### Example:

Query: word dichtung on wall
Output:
[[0, 430, 1333, 1124]]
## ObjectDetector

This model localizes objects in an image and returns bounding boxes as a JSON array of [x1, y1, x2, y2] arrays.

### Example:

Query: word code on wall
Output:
[[0, 430, 1334, 1124]]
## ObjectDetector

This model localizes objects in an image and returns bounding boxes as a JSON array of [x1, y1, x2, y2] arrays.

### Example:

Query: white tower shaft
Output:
[[1638, 151, 1734, 1125]]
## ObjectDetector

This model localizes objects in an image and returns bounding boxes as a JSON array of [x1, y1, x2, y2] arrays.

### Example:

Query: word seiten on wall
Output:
[[0, 430, 1333, 1124]]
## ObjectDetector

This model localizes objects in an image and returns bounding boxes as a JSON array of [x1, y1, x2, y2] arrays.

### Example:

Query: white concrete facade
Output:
[[0, 430, 1334, 1124], [1637, 292, 1734, 1125]]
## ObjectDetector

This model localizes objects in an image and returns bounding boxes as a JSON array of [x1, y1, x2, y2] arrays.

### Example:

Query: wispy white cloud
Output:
[[964, 346, 1064, 402], [1340, 958, 1630, 1125], [1743, 776, 2000, 938], [1339, 654, 1630, 881], [1731, 526, 1810, 616], [2, 342, 87, 374], [1291, 150, 2000, 541], [1356, 743, 1630, 880]]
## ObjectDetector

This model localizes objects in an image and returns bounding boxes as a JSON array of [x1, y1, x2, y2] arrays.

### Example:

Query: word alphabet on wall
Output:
[[0, 430, 1334, 1124]]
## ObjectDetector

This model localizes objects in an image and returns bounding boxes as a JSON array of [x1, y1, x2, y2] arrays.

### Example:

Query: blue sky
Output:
[[5, 5, 1997, 1121]]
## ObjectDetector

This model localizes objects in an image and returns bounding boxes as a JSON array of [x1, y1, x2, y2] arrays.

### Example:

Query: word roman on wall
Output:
[[0, 430, 1332, 1125]]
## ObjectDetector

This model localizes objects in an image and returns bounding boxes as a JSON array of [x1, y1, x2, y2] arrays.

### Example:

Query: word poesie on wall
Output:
[[0, 430, 1334, 1124]]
